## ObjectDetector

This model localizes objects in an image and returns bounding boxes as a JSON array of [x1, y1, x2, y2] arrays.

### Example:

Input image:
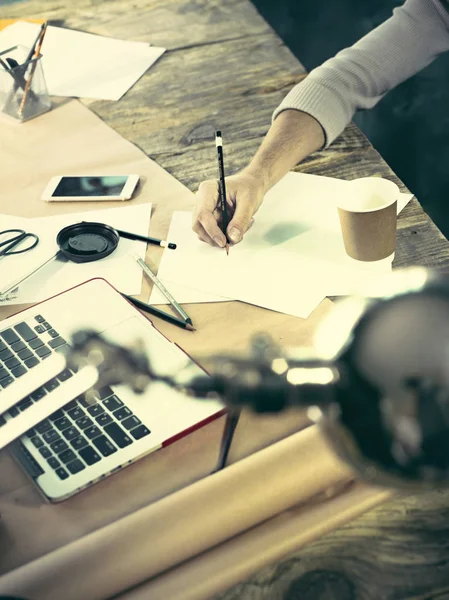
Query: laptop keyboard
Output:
[[0, 314, 151, 481]]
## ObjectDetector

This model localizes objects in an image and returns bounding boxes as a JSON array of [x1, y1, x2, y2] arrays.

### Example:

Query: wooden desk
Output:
[[2, 1, 449, 599]]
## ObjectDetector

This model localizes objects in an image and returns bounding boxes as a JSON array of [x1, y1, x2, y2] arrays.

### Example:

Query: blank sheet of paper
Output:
[[0, 21, 165, 100], [0, 203, 152, 305], [150, 173, 413, 317]]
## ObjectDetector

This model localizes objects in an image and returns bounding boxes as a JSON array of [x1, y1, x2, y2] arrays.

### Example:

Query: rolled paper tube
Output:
[[0, 426, 358, 600], [120, 482, 392, 600]]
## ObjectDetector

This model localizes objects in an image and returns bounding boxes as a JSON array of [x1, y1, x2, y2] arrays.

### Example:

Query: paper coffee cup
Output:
[[337, 177, 400, 262]]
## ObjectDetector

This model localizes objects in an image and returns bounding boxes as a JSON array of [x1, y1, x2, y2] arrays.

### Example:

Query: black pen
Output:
[[115, 227, 177, 249], [123, 295, 195, 331], [215, 131, 230, 255]]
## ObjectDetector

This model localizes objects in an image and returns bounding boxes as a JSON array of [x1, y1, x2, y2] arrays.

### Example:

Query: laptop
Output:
[[0, 278, 225, 502]]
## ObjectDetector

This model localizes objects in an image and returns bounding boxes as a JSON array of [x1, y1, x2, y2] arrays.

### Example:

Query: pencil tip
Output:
[[225, 244, 229, 256], [186, 324, 196, 331]]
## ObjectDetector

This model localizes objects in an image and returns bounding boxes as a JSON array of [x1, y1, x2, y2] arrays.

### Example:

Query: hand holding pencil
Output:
[[192, 165, 263, 249]]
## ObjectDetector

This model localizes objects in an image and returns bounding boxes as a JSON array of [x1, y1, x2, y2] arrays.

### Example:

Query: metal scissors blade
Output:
[[0, 229, 39, 257]]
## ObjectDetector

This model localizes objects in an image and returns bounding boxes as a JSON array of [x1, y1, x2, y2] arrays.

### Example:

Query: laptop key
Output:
[[1, 376, 14, 388], [49, 336, 66, 349], [0, 349, 14, 361], [8, 406, 19, 417], [14, 322, 37, 342], [67, 406, 85, 421], [76, 416, 94, 430], [0, 341, 6, 352], [51, 439, 69, 454], [36, 346, 51, 358], [103, 396, 124, 412], [18, 400, 33, 411], [29, 338, 44, 350], [30, 436, 44, 448], [78, 446, 102, 466], [48, 329, 59, 339], [25, 356, 40, 369], [59, 449, 77, 464], [11, 341, 26, 352], [42, 429, 61, 445], [71, 436, 89, 451], [122, 415, 142, 430], [57, 369, 73, 382], [92, 435, 117, 457], [95, 412, 113, 427], [0, 415, 5, 427], [130, 425, 151, 440], [44, 378, 60, 392], [11, 365, 27, 378], [49, 409, 64, 422], [31, 387, 47, 401], [47, 456, 60, 469], [4, 357, 20, 369], [98, 386, 114, 400], [113, 406, 132, 421], [0, 367, 10, 380], [34, 325, 45, 334], [67, 459, 86, 475], [84, 425, 102, 440], [104, 423, 133, 448], [62, 427, 81, 441], [34, 315, 45, 323], [1, 328, 20, 344], [65, 400, 79, 411], [54, 417, 71, 431], [55, 467, 69, 480], [36, 420, 53, 434], [17, 348, 33, 360], [87, 403, 104, 417], [39, 447, 52, 459]]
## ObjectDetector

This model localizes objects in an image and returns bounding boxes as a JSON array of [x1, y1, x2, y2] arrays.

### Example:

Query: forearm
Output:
[[244, 109, 325, 193], [273, 0, 449, 147]]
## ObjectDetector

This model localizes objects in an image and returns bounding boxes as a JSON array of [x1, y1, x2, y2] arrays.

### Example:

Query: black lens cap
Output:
[[57, 222, 120, 263]]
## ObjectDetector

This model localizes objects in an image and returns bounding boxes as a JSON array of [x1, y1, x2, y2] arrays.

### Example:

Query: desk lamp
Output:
[[3, 267, 449, 490]]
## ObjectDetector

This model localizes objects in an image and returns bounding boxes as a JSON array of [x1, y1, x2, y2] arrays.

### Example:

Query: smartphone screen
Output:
[[52, 176, 130, 198]]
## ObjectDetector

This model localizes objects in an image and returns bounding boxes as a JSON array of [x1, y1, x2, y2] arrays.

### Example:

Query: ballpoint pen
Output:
[[132, 254, 193, 326]]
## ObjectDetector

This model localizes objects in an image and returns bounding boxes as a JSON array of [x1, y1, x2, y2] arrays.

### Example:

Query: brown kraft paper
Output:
[[0, 426, 371, 600]]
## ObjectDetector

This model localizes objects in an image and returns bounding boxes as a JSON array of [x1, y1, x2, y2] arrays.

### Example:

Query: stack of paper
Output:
[[150, 172, 414, 319], [0, 21, 165, 100], [0, 203, 152, 305]]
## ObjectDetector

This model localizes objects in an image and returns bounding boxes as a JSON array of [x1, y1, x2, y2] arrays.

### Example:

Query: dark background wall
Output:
[[251, 0, 449, 239]]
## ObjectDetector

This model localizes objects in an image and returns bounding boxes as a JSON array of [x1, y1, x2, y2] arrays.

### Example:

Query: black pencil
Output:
[[215, 131, 230, 255], [123, 295, 195, 331], [115, 227, 176, 249]]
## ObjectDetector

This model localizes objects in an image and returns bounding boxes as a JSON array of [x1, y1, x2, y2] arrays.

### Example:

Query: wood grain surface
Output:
[[2, 1, 449, 599]]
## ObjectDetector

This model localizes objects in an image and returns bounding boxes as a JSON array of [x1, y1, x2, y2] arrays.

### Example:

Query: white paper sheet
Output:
[[0, 21, 165, 100], [0, 203, 152, 305], [150, 173, 414, 317]]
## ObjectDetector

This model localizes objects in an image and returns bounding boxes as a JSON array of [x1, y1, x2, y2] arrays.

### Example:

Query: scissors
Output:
[[0, 229, 39, 258]]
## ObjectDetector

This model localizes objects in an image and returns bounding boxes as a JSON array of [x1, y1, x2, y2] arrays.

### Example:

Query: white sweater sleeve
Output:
[[272, 0, 449, 146]]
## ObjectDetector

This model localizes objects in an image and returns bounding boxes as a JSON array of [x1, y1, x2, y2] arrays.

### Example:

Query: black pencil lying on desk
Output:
[[215, 131, 230, 255]]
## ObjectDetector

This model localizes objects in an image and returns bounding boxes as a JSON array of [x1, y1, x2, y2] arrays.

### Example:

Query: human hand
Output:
[[192, 169, 265, 248]]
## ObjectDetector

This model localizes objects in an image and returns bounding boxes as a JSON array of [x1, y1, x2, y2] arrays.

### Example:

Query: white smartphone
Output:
[[41, 175, 140, 202]]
